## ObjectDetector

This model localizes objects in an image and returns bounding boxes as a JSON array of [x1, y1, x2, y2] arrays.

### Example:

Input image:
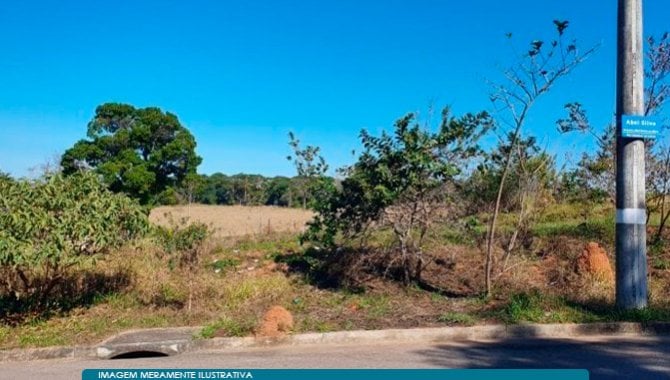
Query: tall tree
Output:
[[61, 103, 202, 204]]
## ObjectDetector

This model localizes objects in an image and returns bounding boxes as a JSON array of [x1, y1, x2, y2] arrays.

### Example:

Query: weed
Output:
[[208, 258, 240, 272], [502, 290, 546, 323], [532, 218, 614, 242], [221, 274, 292, 310], [563, 298, 670, 323], [200, 316, 257, 338], [95, 293, 139, 310], [430, 225, 477, 247], [437, 312, 477, 326], [430, 292, 445, 303], [17, 321, 67, 348], [652, 257, 670, 270], [358, 295, 391, 319], [611, 307, 670, 322], [154, 284, 186, 308], [538, 202, 612, 224], [298, 316, 335, 333], [0, 326, 8, 342], [289, 296, 307, 313], [233, 234, 300, 255]]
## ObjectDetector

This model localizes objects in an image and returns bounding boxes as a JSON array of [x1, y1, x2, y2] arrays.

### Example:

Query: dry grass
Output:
[[2, 203, 670, 349], [0, 235, 299, 349], [150, 205, 313, 237]]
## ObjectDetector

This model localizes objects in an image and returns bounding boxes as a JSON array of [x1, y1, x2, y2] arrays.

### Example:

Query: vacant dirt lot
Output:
[[149, 205, 313, 237]]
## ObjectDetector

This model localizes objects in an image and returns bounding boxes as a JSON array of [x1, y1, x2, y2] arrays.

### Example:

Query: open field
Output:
[[150, 205, 313, 237]]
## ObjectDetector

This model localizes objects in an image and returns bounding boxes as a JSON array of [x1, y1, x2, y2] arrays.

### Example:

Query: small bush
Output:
[[154, 218, 211, 312]]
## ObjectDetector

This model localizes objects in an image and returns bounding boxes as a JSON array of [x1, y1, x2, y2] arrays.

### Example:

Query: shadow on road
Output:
[[415, 335, 670, 380]]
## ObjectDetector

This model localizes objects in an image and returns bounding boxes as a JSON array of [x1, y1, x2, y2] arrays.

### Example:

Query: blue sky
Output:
[[1, 1, 668, 178]]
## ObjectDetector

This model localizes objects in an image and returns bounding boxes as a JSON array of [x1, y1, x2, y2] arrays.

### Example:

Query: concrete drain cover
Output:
[[97, 327, 200, 359]]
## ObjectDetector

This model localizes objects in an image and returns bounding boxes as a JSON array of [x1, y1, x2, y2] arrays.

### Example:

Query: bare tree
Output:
[[484, 21, 598, 295], [644, 33, 670, 115]]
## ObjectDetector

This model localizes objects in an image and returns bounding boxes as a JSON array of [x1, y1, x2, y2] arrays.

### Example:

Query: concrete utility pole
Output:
[[615, 0, 647, 309]]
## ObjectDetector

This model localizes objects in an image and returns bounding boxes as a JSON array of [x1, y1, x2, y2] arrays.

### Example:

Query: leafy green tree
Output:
[[195, 173, 329, 208], [197, 173, 233, 205], [264, 176, 292, 206], [0, 172, 148, 306], [61, 103, 202, 204], [178, 173, 207, 204], [228, 174, 267, 205], [304, 108, 492, 285]]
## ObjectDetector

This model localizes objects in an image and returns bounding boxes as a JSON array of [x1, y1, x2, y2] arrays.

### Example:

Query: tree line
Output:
[[183, 172, 333, 208]]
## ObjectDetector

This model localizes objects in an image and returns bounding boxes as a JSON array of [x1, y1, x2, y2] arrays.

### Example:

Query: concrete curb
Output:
[[1, 322, 669, 362]]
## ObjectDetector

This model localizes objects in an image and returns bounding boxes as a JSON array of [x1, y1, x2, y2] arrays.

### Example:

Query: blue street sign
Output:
[[621, 114, 664, 139]]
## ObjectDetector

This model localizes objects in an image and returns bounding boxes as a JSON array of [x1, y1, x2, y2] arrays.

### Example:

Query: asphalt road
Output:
[[1, 335, 668, 380]]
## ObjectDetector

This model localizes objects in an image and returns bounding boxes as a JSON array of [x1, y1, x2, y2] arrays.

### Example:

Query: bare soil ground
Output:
[[150, 205, 313, 237]]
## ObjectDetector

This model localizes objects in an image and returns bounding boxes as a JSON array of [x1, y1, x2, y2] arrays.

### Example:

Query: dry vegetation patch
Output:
[[2, 205, 670, 350]]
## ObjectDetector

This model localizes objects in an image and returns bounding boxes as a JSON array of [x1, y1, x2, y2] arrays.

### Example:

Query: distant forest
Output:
[[189, 173, 332, 208]]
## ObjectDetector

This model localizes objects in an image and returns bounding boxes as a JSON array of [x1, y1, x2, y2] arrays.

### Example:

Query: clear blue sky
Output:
[[1, 1, 668, 178]]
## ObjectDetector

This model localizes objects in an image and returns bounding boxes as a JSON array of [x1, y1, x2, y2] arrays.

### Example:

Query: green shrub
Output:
[[503, 290, 545, 323], [300, 109, 492, 285], [154, 218, 211, 311], [0, 172, 148, 306]]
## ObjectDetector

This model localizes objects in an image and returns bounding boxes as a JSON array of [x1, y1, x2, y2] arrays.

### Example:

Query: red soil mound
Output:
[[576, 242, 614, 283], [257, 305, 294, 338]]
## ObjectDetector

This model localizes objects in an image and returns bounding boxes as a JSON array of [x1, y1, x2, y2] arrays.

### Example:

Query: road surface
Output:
[[0, 335, 668, 380]]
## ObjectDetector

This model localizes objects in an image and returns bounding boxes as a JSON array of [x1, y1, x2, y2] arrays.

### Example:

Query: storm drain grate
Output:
[[110, 351, 170, 360]]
